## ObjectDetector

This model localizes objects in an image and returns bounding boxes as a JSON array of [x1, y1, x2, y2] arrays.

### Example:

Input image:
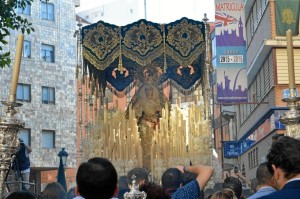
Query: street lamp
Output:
[[58, 148, 68, 167], [57, 148, 68, 191]]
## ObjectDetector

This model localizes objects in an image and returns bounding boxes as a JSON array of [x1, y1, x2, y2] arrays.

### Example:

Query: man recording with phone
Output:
[[13, 138, 32, 191]]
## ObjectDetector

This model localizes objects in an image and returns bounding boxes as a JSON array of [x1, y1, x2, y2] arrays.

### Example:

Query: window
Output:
[[41, 44, 54, 62], [42, 86, 55, 104], [41, 2, 54, 20], [23, 40, 31, 58], [255, 147, 259, 166], [249, 151, 253, 169], [248, 153, 251, 169], [17, 83, 31, 102], [248, 147, 259, 169], [246, 0, 269, 46], [16, 4, 31, 15], [41, 130, 55, 148], [19, 129, 31, 146]]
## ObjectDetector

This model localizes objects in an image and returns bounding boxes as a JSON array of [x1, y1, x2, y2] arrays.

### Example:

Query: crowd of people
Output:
[[5, 136, 300, 199]]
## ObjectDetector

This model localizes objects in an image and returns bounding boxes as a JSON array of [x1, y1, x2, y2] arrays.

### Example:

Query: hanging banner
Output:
[[275, 0, 300, 36], [215, 0, 248, 103]]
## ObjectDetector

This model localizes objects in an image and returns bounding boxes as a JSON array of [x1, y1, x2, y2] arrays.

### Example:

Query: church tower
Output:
[[238, 16, 243, 39]]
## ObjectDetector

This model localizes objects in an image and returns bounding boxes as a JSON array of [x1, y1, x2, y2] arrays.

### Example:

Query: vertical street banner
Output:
[[215, 0, 248, 103], [275, 0, 300, 36]]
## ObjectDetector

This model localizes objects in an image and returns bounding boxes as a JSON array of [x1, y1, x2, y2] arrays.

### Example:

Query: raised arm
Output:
[[25, 144, 32, 153], [177, 164, 214, 190]]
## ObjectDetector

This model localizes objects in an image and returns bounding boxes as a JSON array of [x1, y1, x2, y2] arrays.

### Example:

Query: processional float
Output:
[[76, 15, 215, 180]]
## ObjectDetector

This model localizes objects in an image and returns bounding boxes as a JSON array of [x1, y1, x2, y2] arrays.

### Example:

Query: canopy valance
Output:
[[80, 17, 208, 97]]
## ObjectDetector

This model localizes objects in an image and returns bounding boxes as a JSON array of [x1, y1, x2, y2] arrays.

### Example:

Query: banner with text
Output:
[[215, 0, 248, 103]]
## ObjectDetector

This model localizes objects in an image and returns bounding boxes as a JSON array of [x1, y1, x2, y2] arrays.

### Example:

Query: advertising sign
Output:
[[215, 0, 248, 103], [224, 141, 240, 158]]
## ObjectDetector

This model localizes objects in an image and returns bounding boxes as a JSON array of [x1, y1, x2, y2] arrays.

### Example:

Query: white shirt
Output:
[[73, 196, 84, 199]]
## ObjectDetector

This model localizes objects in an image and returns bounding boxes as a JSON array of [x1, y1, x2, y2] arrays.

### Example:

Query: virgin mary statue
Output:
[[126, 67, 169, 170]]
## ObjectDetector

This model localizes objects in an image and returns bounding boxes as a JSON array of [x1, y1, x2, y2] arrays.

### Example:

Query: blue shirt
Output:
[[247, 186, 276, 199], [260, 179, 300, 199], [172, 180, 200, 199]]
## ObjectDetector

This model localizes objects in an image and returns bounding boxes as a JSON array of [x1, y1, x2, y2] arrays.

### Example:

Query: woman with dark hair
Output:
[[211, 188, 238, 199], [139, 182, 165, 199], [43, 182, 67, 199], [223, 177, 242, 199]]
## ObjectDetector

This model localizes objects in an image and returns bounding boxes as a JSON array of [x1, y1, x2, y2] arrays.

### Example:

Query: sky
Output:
[[75, 0, 215, 23]]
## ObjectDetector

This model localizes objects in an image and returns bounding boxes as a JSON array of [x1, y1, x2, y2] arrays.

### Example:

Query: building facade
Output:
[[213, 0, 300, 184], [239, 0, 300, 180], [0, 0, 79, 193]]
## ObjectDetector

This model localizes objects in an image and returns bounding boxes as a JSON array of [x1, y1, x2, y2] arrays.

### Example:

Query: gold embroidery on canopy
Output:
[[82, 23, 119, 70], [166, 19, 205, 66], [166, 44, 205, 67], [122, 21, 163, 66], [82, 18, 206, 70]]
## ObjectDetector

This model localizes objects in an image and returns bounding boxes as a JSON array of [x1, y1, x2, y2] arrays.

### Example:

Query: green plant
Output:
[[0, 0, 34, 68]]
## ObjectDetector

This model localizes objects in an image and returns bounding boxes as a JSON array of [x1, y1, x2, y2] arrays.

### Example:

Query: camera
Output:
[[18, 138, 25, 146], [234, 165, 239, 173]]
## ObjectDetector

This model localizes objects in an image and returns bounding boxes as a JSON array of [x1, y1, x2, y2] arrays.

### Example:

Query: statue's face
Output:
[[145, 87, 153, 98]]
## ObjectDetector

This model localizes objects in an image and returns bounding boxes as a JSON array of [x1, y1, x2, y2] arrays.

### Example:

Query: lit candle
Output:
[[105, 98, 108, 110], [163, 137, 166, 161], [135, 125, 139, 143], [9, 34, 24, 102], [165, 102, 168, 111], [286, 30, 295, 90], [135, 136, 139, 163], [195, 95, 198, 103], [138, 145, 142, 167], [127, 128, 131, 159], [151, 140, 154, 180], [156, 142, 161, 159], [108, 133, 111, 159], [125, 135, 128, 160], [169, 135, 172, 159], [116, 130, 120, 159], [112, 130, 116, 159], [177, 97, 181, 107], [159, 118, 163, 131], [104, 109, 108, 125], [118, 129, 123, 159], [131, 134, 135, 159], [129, 103, 132, 119], [105, 145, 109, 158], [166, 134, 170, 160]]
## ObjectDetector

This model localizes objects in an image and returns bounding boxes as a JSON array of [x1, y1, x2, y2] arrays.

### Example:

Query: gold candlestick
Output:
[[9, 34, 24, 102], [279, 30, 300, 138], [286, 30, 295, 90]]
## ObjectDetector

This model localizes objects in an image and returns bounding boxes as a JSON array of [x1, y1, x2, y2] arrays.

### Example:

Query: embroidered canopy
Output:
[[81, 17, 207, 97]]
